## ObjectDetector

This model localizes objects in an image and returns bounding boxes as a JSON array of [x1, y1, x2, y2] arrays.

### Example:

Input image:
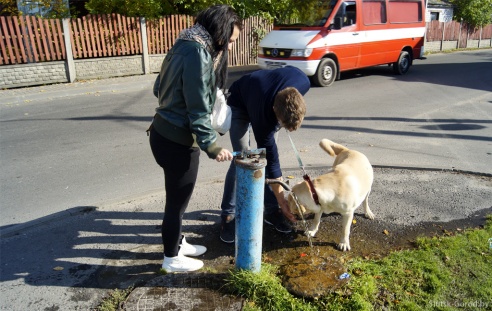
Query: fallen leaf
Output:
[[300, 253, 307, 257], [352, 219, 357, 224], [286, 176, 295, 179], [374, 275, 383, 279], [443, 230, 453, 236], [53, 266, 64, 271], [383, 230, 389, 235]]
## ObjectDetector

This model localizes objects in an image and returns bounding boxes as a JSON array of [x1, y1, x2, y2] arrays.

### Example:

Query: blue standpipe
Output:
[[234, 149, 267, 272]]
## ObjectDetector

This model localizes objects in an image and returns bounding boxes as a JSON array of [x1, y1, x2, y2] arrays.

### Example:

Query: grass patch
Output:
[[226, 264, 317, 311], [227, 215, 492, 310], [96, 288, 132, 311], [424, 47, 491, 55]]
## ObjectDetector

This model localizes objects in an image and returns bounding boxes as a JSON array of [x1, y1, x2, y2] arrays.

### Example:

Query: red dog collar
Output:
[[303, 174, 320, 206]]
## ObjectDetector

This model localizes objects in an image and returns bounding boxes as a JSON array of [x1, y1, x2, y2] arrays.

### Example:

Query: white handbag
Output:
[[210, 88, 231, 135]]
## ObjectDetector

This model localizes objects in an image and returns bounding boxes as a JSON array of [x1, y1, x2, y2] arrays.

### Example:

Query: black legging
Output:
[[149, 127, 200, 257]]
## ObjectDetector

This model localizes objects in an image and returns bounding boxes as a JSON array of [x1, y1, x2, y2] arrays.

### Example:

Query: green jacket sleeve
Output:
[[182, 45, 222, 159]]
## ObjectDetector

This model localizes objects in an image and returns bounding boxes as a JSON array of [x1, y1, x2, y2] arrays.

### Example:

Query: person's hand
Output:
[[215, 149, 233, 162], [278, 198, 297, 223]]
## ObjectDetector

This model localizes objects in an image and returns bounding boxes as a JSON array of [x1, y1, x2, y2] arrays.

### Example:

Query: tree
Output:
[[85, 0, 166, 18], [83, 0, 315, 20], [0, 0, 19, 15], [450, 0, 492, 27], [85, 0, 226, 18], [2, 0, 73, 17]]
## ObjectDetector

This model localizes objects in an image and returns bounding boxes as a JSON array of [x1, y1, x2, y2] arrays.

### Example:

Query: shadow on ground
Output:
[[1, 168, 490, 310], [122, 168, 491, 309]]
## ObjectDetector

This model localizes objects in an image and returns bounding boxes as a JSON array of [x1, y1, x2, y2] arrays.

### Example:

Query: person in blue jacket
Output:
[[220, 66, 310, 243]]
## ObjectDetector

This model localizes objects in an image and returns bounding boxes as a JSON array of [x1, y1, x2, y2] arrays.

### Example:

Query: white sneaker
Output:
[[178, 236, 207, 257], [162, 255, 204, 272]]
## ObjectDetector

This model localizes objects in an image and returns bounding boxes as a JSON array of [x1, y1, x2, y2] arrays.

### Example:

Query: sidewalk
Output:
[[0, 166, 491, 310], [1, 65, 260, 105]]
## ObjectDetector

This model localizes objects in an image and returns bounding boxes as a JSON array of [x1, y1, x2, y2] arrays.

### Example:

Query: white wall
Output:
[[426, 8, 454, 22]]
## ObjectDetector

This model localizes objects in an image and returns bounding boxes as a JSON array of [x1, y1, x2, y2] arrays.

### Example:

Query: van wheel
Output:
[[393, 51, 411, 75], [312, 58, 337, 87]]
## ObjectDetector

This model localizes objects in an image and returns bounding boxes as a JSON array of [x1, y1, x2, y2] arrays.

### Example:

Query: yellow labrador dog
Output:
[[288, 139, 375, 251]]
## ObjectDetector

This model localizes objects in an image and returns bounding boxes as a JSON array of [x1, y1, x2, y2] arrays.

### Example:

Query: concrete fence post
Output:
[[140, 17, 150, 74], [458, 20, 462, 49], [62, 18, 76, 82], [478, 26, 482, 48], [440, 22, 445, 51]]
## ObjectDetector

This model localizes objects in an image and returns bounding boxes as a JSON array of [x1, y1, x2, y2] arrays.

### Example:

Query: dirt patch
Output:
[[118, 168, 492, 303], [191, 206, 491, 299]]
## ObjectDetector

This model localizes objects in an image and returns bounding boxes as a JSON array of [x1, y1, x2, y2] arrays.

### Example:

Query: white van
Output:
[[258, 0, 426, 86]]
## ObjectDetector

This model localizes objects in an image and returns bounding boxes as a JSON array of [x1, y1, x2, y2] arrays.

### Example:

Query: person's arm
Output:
[[254, 128, 296, 222], [270, 178, 296, 223], [182, 45, 224, 159], [153, 74, 160, 98]]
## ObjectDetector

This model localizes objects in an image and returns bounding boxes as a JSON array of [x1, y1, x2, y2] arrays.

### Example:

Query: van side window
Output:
[[334, 2, 357, 27], [388, 0, 422, 23], [345, 4, 356, 26], [363, 0, 387, 25]]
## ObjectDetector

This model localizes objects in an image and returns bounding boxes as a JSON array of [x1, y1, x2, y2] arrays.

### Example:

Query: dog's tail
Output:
[[319, 139, 348, 156]]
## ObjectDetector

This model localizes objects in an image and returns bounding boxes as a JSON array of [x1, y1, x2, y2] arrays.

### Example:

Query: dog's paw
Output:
[[365, 210, 375, 220], [338, 242, 351, 251]]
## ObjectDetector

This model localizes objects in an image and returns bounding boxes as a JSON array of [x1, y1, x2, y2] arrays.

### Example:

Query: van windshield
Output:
[[276, 0, 339, 27]]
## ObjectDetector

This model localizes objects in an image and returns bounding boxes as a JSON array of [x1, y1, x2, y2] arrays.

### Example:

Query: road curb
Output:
[[0, 205, 96, 238], [283, 164, 492, 178]]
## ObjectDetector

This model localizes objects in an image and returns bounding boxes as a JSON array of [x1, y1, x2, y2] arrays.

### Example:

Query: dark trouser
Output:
[[149, 127, 200, 257], [220, 106, 279, 220]]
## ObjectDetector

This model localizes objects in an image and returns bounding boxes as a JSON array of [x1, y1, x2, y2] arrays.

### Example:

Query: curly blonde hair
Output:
[[273, 87, 306, 131]]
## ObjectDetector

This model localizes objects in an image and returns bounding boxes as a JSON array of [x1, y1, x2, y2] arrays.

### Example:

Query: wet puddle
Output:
[[256, 206, 489, 298], [277, 249, 347, 299]]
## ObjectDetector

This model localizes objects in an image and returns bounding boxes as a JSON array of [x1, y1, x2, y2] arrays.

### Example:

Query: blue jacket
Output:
[[227, 66, 310, 178]]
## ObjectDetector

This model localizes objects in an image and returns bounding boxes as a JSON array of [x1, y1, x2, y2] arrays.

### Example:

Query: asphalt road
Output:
[[2, 51, 491, 232], [0, 50, 492, 233], [0, 50, 491, 310]]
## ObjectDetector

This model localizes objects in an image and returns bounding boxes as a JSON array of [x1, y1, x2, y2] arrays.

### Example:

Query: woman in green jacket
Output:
[[149, 5, 241, 272]]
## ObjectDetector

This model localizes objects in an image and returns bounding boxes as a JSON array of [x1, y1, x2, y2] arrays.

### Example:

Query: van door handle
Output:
[[352, 33, 359, 36]]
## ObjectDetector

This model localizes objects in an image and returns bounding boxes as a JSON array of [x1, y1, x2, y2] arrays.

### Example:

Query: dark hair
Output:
[[273, 87, 306, 131], [195, 5, 242, 89]]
